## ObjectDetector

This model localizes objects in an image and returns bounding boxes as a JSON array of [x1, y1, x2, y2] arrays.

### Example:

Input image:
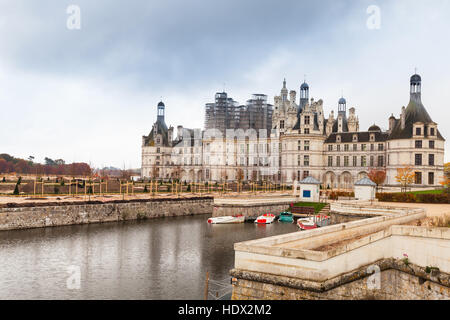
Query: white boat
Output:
[[255, 213, 276, 224], [297, 217, 317, 230], [207, 215, 245, 224], [297, 215, 331, 230]]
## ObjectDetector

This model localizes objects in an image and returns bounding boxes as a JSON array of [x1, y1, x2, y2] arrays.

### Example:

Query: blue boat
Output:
[[278, 211, 294, 223]]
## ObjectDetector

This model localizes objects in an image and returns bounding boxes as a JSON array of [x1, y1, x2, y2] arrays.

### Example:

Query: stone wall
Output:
[[0, 197, 213, 231], [231, 259, 450, 300], [213, 197, 297, 217]]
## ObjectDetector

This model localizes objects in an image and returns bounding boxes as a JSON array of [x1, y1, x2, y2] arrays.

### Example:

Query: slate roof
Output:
[[388, 95, 445, 141], [325, 131, 389, 143], [143, 119, 169, 146], [355, 177, 376, 186], [299, 176, 321, 184]]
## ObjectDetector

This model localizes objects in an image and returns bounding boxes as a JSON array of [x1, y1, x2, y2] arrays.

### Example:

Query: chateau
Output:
[[141, 74, 445, 188]]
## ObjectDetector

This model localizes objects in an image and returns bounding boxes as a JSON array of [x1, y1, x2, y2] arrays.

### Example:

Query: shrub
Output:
[[13, 184, 19, 195], [376, 192, 450, 204]]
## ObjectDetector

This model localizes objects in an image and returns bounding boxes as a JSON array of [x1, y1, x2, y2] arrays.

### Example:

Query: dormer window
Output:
[[353, 134, 358, 142], [416, 127, 422, 136], [370, 134, 375, 141], [430, 127, 435, 136], [305, 116, 310, 125], [336, 135, 341, 143], [280, 120, 285, 129]]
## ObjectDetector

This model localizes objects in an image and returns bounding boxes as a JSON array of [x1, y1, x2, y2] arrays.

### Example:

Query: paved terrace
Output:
[[231, 203, 450, 299]]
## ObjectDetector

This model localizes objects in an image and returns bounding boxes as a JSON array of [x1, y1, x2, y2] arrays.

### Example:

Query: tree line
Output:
[[0, 153, 92, 176]]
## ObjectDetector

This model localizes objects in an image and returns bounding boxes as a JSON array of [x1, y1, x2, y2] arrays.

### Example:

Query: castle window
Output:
[[429, 141, 435, 149], [344, 156, 349, 167], [304, 128, 310, 134], [415, 154, 422, 166], [305, 116, 310, 125], [361, 144, 366, 151], [430, 128, 435, 136], [415, 172, 422, 184], [157, 147, 160, 153], [156, 138, 161, 144], [280, 120, 285, 129], [378, 156, 384, 167], [337, 145, 340, 152], [298, 155, 301, 166], [415, 140, 422, 149], [370, 134, 375, 141], [416, 127, 422, 136], [304, 155, 310, 166], [303, 171, 309, 179], [344, 144, 349, 151], [370, 156, 374, 167], [353, 156, 357, 167], [328, 156, 333, 167], [428, 172, 434, 185], [328, 145, 333, 151], [304, 141, 310, 151], [298, 140, 301, 151], [353, 135, 358, 142], [378, 144, 384, 151], [361, 156, 367, 167], [370, 144, 374, 151], [429, 154, 435, 166], [353, 144, 357, 151], [337, 135, 341, 143], [336, 156, 341, 167]]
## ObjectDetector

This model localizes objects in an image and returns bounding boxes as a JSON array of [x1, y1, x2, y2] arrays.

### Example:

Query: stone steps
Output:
[[318, 204, 331, 216]]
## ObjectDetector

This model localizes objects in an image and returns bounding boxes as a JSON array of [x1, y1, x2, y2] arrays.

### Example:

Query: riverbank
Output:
[[0, 196, 213, 231]]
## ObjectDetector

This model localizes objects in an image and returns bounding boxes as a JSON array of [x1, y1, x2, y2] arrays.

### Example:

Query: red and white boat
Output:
[[207, 215, 245, 224], [255, 213, 276, 224], [297, 217, 317, 230], [315, 215, 331, 227], [297, 215, 331, 230]]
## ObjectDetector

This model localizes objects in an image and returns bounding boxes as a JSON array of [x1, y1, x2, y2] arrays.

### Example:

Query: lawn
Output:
[[406, 189, 443, 195], [291, 202, 327, 213]]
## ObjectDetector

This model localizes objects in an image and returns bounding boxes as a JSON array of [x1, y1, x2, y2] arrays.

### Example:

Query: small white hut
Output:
[[298, 176, 321, 202], [354, 177, 377, 201]]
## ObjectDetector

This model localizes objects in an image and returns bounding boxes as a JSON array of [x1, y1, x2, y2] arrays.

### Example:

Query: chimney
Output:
[[389, 114, 396, 132], [289, 90, 296, 104], [400, 107, 406, 130], [177, 125, 183, 140]]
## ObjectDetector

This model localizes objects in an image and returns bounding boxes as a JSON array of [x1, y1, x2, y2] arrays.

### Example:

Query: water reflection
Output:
[[0, 215, 298, 299]]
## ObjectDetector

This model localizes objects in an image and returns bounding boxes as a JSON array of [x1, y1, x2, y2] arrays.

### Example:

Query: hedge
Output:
[[323, 191, 355, 200], [376, 192, 450, 204]]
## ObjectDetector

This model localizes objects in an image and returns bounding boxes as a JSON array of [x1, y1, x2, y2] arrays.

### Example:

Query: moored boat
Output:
[[255, 213, 276, 224], [315, 215, 331, 228], [278, 211, 294, 223], [297, 217, 317, 230], [207, 215, 245, 224]]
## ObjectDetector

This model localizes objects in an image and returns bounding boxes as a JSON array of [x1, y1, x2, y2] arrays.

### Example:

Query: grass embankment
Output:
[[291, 202, 327, 213], [405, 189, 443, 195]]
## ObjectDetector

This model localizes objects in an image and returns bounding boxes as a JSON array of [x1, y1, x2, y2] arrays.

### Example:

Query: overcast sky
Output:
[[0, 0, 449, 168]]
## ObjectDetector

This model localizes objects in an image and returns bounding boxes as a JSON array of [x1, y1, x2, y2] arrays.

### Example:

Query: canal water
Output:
[[0, 214, 298, 299]]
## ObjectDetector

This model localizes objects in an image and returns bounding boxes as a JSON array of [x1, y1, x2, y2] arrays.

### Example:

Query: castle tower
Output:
[[157, 101, 166, 124], [338, 97, 346, 117], [299, 81, 309, 116]]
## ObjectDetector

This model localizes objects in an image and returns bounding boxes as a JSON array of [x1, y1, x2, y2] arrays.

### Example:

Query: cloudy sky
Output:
[[0, 0, 449, 168]]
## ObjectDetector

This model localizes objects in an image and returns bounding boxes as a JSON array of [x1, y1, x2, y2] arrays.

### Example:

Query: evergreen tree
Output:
[[13, 184, 19, 195]]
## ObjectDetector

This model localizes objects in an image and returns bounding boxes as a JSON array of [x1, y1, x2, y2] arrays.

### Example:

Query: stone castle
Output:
[[141, 73, 445, 188]]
